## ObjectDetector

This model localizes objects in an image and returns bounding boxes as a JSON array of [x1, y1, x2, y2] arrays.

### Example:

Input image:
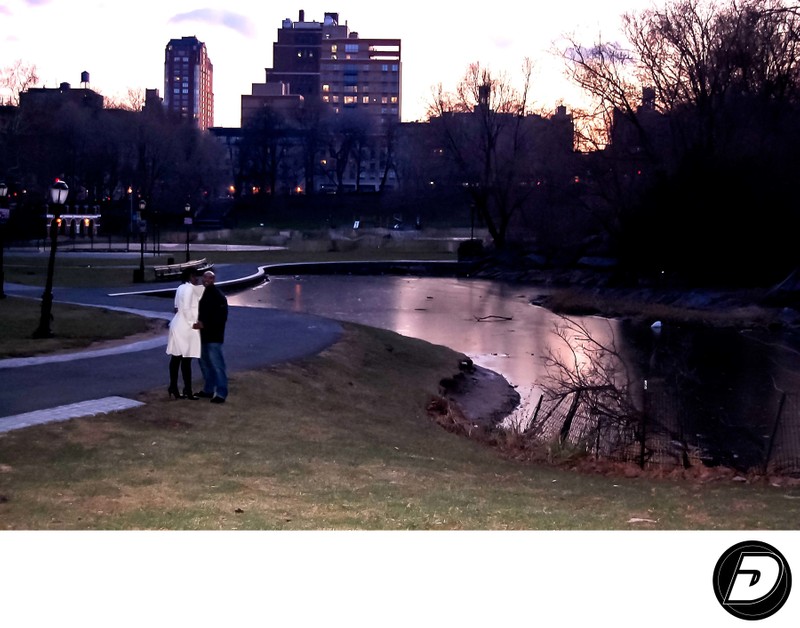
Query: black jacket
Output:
[[198, 284, 228, 343]]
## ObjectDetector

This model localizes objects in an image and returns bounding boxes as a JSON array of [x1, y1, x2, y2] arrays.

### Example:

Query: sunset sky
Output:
[[2, 0, 656, 126]]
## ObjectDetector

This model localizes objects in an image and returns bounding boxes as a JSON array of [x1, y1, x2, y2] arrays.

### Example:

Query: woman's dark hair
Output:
[[180, 269, 194, 282]]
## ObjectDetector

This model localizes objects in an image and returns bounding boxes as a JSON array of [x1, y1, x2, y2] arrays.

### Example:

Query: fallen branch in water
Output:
[[474, 315, 513, 322]]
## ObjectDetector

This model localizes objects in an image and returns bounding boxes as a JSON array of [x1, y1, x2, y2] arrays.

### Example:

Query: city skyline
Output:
[[2, 0, 659, 127]]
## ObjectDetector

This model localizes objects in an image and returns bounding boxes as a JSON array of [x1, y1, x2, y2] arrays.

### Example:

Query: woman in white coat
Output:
[[166, 269, 205, 399]]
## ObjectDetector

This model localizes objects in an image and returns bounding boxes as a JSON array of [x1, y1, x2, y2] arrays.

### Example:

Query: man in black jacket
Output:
[[195, 270, 229, 403]]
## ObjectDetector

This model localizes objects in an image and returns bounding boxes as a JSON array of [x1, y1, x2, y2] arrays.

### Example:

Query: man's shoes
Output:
[[197, 391, 214, 398], [210, 396, 226, 404]]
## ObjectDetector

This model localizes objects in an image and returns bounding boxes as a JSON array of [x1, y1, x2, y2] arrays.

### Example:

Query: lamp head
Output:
[[50, 180, 69, 205]]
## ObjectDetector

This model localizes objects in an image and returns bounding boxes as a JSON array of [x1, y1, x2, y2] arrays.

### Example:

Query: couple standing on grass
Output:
[[166, 268, 228, 403]]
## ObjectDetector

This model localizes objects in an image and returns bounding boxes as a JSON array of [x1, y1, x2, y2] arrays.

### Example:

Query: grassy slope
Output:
[[3, 245, 799, 529], [2, 322, 799, 530]]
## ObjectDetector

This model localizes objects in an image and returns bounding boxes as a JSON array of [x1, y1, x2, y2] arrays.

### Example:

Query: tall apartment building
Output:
[[320, 34, 401, 121], [265, 10, 346, 101], [232, 11, 402, 193], [256, 10, 401, 123], [164, 36, 214, 130]]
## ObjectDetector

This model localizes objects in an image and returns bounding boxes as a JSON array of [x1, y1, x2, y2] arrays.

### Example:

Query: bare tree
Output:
[[377, 118, 400, 193], [239, 107, 294, 196], [294, 100, 329, 195], [104, 88, 146, 112], [561, 0, 800, 283], [0, 60, 39, 106], [428, 60, 540, 248], [325, 109, 373, 193], [539, 317, 644, 454]]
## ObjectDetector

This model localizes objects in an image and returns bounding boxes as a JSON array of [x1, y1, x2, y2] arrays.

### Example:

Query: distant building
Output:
[[251, 10, 402, 125], [143, 88, 164, 117], [164, 36, 214, 129], [215, 12, 404, 196], [264, 10, 346, 101], [320, 31, 401, 122], [0, 105, 16, 133], [241, 81, 304, 127], [19, 81, 104, 112]]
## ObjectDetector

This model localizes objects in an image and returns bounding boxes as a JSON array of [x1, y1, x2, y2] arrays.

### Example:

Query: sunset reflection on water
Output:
[[228, 274, 629, 396], [229, 273, 800, 471]]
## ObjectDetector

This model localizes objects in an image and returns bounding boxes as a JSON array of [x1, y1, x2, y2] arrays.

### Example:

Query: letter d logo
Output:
[[714, 541, 792, 620]]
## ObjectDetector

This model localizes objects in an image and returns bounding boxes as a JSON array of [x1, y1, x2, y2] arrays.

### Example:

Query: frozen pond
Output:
[[229, 274, 800, 473], [228, 274, 622, 396]]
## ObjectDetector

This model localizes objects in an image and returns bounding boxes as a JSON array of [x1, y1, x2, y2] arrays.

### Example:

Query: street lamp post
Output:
[[33, 179, 69, 338], [126, 186, 133, 252], [184, 202, 192, 262], [0, 182, 8, 299], [470, 202, 475, 241], [154, 207, 160, 256], [134, 199, 147, 283]]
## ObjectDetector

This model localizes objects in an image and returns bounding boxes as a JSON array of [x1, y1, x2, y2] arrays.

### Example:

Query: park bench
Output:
[[153, 258, 213, 281]]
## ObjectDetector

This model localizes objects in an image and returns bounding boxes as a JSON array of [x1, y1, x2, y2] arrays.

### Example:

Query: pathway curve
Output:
[[0, 263, 343, 432]]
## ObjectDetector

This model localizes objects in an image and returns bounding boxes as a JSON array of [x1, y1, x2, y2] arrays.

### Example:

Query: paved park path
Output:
[[0, 262, 343, 432]]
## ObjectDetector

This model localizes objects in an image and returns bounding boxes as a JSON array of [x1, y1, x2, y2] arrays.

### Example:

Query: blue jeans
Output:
[[199, 342, 228, 399]]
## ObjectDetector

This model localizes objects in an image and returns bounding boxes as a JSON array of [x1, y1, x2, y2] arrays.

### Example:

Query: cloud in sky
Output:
[[168, 9, 256, 38]]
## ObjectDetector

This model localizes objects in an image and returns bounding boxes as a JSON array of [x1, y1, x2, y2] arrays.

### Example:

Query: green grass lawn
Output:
[[0, 296, 156, 358]]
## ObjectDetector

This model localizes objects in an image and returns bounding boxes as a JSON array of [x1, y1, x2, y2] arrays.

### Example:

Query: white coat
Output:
[[166, 281, 204, 358]]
